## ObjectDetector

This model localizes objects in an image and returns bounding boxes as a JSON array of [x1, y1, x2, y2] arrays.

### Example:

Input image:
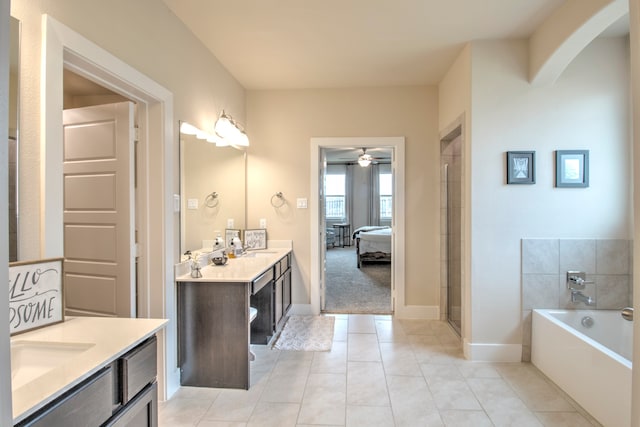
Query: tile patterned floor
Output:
[[159, 314, 601, 426]]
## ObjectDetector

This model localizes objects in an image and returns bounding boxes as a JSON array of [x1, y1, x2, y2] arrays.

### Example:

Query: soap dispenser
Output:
[[228, 232, 242, 258], [231, 232, 243, 257]]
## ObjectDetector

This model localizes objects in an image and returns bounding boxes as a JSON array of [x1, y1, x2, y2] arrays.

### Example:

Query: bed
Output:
[[354, 226, 392, 268]]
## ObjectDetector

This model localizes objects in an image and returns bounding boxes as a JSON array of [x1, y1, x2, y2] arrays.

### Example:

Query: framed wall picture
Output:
[[9, 258, 65, 335], [244, 229, 267, 250], [506, 151, 535, 184], [556, 150, 589, 188]]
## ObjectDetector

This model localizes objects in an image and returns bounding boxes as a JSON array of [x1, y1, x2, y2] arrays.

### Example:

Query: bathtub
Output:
[[532, 309, 632, 427]]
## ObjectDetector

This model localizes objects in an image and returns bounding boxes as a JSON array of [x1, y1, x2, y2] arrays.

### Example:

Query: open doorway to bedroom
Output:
[[322, 146, 393, 314]]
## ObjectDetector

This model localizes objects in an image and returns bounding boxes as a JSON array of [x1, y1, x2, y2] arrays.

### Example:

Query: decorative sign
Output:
[[244, 229, 267, 250], [9, 258, 64, 335]]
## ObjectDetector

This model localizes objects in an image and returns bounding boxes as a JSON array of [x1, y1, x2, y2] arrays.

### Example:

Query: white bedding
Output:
[[358, 228, 392, 254]]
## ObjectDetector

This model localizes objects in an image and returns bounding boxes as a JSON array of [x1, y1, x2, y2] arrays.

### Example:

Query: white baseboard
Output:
[[394, 305, 440, 319], [463, 339, 522, 362]]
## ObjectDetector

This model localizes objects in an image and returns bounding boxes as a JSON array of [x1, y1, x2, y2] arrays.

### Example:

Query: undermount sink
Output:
[[242, 251, 278, 258], [11, 340, 95, 389]]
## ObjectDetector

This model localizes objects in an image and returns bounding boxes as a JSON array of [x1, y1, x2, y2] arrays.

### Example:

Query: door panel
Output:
[[63, 101, 135, 317]]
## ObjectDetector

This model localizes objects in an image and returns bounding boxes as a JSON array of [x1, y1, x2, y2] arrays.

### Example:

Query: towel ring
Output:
[[270, 192, 285, 208], [205, 192, 219, 208]]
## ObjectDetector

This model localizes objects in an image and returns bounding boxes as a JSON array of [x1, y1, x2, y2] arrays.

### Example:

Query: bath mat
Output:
[[273, 315, 335, 351]]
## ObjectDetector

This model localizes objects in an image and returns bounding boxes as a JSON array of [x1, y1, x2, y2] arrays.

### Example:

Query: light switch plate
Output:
[[187, 198, 199, 209], [227, 218, 234, 228], [259, 218, 267, 229], [296, 198, 308, 209]]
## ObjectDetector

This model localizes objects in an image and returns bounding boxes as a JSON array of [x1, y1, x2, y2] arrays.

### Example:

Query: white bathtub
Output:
[[532, 309, 632, 427]]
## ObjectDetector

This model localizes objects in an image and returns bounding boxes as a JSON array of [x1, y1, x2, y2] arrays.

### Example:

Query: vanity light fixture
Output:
[[180, 121, 199, 135], [214, 110, 250, 147]]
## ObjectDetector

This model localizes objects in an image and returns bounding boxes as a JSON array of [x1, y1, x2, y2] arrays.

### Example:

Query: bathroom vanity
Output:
[[175, 246, 292, 389], [11, 317, 167, 426]]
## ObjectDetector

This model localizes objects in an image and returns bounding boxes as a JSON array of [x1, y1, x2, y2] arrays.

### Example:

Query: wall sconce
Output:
[[214, 111, 250, 147]]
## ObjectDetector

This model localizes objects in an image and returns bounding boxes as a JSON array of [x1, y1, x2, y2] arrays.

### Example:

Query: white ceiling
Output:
[[162, 0, 629, 90]]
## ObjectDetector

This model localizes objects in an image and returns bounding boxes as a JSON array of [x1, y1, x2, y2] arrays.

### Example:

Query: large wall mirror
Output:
[[180, 129, 247, 255], [8, 17, 20, 261]]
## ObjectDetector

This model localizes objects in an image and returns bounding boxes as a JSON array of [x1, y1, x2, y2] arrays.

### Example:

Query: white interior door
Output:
[[62, 101, 135, 317]]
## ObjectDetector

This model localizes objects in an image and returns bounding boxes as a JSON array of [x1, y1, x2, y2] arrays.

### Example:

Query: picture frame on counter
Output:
[[506, 151, 535, 184], [9, 258, 65, 335], [244, 229, 267, 250], [556, 150, 589, 188]]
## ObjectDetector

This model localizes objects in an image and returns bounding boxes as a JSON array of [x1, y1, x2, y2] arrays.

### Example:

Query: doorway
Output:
[[322, 147, 393, 314], [440, 125, 463, 335], [42, 15, 177, 398], [310, 137, 406, 316]]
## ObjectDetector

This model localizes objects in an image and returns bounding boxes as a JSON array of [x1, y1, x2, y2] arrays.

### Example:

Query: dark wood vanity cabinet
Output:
[[178, 251, 293, 390], [251, 252, 292, 343], [274, 253, 292, 329], [16, 336, 158, 427]]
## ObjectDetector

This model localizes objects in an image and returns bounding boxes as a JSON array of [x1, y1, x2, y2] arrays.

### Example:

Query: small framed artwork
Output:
[[9, 258, 65, 335], [506, 151, 535, 184], [244, 229, 267, 250], [556, 150, 589, 188], [225, 228, 241, 245]]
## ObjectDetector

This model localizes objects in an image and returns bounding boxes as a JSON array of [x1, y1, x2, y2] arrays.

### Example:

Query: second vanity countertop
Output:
[[175, 247, 292, 283], [12, 316, 168, 424]]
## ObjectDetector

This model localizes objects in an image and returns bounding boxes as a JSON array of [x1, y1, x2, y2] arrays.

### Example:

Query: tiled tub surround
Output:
[[521, 238, 632, 361]]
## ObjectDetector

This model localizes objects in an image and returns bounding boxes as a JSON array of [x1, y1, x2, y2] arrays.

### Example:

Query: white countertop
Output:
[[11, 316, 168, 424], [175, 247, 292, 282]]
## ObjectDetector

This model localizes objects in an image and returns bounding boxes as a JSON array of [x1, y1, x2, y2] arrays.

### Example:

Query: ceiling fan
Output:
[[356, 148, 391, 167]]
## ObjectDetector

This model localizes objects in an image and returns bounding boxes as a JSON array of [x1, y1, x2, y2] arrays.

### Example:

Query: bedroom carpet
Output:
[[324, 246, 391, 314], [273, 315, 335, 351]]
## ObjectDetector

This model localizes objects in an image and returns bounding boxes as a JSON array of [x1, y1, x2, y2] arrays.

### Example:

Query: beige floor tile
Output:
[[346, 405, 394, 427], [333, 318, 349, 342], [311, 341, 347, 374], [297, 400, 346, 425], [379, 342, 421, 376], [427, 379, 482, 411], [348, 314, 377, 333], [160, 397, 213, 426], [495, 364, 575, 412], [439, 410, 493, 427], [346, 361, 390, 406], [398, 319, 439, 335], [260, 370, 308, 403], [196, 421, 247, 427], [375, 318, 409, 343], [347, 332, 381, 362], [387, 375, 443, 426], [467, 378, 542, 426], [455, 362, 501, 379], [202, 386, 263, 422], [172, 386, 222, 401], [420, 363, 464, 381], [534, 411, 596, 427], [246, 401, 300, 427], [303, 373, 346, 403]]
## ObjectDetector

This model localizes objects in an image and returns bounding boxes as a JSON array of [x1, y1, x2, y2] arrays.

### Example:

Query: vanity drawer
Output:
[[120, 336, 157, 403], [251, 269, 274, 294], [274, 254, 290, 278], [18, 367, 113, 427]]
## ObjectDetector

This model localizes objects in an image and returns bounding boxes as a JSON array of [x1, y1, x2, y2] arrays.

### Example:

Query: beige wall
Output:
[[468, 37, 630, 358], [246, 86, 440, 308], [11, 0, 245, 260]]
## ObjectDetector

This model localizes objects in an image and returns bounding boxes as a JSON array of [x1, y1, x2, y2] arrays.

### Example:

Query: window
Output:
[[325, 174, 346, 219], [380, 172, 392, 219]]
